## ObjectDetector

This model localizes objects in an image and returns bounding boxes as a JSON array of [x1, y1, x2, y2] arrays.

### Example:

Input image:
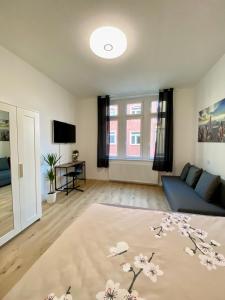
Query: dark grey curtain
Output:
[[152, 88, 173, 172], [97, 95, 110, 168]]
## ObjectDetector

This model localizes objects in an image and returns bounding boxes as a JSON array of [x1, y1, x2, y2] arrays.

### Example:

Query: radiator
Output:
[[109, 160, 158, 184]]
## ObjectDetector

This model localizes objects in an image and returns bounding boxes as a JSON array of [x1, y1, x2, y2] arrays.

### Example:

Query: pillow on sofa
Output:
[[0, 157, 9, 171], [185, 166, 202, 188], [180, 163, 191, 181], [195, 171, 220, 202]]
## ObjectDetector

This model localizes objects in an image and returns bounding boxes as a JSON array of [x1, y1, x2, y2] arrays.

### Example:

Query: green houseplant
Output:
[[43, 153, 61, 203]]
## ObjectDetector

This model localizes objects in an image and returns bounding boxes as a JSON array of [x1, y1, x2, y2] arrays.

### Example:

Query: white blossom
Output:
[[161, 221, 174, 232], [122, 263, 131, 272], [96, 280, 128, 300], [185, 247, 195, 256], [59, 294, 72, 300], [149, 226, 155, 232], [197, 242, 213, 255], [210, 240, 221, 247], [134, 254, 149, 269], [194, 228, 208, 240], [108, 242, 129, 257], [143, 263, 163, 282], [45, 294, 58, 300], [212, 253, 225, 267], [123, 290, 144, 300], [199, 254, 217, 271], [178, 223, 192, 237]]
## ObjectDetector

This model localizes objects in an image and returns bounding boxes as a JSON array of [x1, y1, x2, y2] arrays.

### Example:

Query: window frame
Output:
[[109, 96, 158, 161], [109, 131, 116, 145], [130, 131, 141, 145]]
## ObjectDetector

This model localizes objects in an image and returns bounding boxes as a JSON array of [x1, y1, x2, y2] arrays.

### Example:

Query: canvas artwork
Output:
[[0, 119, 9, 141], [198, 98, 225, 143]]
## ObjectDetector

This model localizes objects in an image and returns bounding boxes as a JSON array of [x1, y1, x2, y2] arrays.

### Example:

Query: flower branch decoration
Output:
[[45, 286, 72, 300], [150, 213, 225, 271], [107, 241, 129, 257], [96, 242, 163, 300]]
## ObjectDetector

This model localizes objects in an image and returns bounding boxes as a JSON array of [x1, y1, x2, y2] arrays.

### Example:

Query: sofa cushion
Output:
[[185, 166, 202, 188], [180, 163, 191, 181], [0, 157, 9, 171], [195, 171, 220, 202], [162, 176, 225, 216], [213, 179, 225, 208]]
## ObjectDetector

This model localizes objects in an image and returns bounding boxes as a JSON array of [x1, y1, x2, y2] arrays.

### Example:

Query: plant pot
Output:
[[46, 192, 57, 204]]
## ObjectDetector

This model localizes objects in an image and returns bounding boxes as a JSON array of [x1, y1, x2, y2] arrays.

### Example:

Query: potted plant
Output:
[[43, 153, 61, 204], [72, 149, 79, 162]]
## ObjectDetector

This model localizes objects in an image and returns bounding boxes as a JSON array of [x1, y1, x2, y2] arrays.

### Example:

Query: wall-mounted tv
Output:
[[53, 120, 76, 143]]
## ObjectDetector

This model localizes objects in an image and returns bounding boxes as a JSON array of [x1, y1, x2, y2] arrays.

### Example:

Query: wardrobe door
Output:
[[0, 102, 20, 246], [17, 108, 42, 230]]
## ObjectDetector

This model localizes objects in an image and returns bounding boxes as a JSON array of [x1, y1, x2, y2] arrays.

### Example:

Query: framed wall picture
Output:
[[198, 98, 225, 143], [0, 119, 9, 141]]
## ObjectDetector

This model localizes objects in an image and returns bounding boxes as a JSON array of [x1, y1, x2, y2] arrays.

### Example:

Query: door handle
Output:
[[19, 163, 23, 178]]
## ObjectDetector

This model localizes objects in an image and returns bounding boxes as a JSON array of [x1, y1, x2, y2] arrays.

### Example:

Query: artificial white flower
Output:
[[194, 228, 208, 240], [124, 290, 144, 300], [197, 242, 213, 255], [199, 254, 217, 271], [134, 254, 149, 269], [143, 263, 163, 282], [96, 280, 128, 300], [123, 263, 131, 272], [108, 242, 129, 257], [210, 240, 221, 247], [212, 253, 225, 267], [185, 247, 195, 256]]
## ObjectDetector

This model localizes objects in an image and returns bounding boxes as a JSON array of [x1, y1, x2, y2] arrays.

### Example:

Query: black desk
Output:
[[55, 161, 86, 195]]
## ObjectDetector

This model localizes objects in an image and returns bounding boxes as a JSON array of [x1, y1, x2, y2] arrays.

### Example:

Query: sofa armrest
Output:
[[178, 208, 225, 217]]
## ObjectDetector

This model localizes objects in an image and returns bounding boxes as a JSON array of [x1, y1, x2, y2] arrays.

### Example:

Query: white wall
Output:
[[173, 88, 195, 174], [76, 97, 108, 180], [195, 53, 225, 179], [0, 45, 77, 198], [76, 88, 195, 183]]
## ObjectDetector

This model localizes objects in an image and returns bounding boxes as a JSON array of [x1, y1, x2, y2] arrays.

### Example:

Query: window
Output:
[[109, 96, 158, 160], [130, 132, 141, 145], [109, 105, 118, 116], [109, 120, 118, 157], [110, 132, 116, 144], [127, 103, 142, 115]]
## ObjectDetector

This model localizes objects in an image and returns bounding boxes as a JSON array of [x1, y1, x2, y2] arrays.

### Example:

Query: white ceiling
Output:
[[0, 0, 225, 98]]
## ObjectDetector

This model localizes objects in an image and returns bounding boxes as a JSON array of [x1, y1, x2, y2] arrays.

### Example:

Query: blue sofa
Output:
[[0, 157, 11, 187], [162, 175, 225, 217]]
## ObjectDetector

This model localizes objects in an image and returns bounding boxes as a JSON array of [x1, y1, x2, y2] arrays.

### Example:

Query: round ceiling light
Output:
[[90, 26, 127, 59]]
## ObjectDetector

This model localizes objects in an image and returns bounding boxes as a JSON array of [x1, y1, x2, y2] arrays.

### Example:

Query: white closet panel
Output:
[[17, 108, 42, 230]]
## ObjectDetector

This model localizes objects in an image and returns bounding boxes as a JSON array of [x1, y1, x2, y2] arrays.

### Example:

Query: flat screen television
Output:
[[53, 120, 76, 143]]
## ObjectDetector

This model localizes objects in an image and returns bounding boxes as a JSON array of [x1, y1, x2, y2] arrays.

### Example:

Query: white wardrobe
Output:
[[0, 102, 42, 246]]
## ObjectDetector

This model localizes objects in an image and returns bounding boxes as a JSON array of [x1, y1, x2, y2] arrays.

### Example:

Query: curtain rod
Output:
[[110, 91, 159, 100]]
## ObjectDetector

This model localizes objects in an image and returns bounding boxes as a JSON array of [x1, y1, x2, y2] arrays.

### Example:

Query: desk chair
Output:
[[63, 167, 84, 193]]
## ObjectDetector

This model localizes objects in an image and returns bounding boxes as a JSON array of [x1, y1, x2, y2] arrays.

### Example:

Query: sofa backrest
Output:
[[0, 157, 9, 171], [216, 179, 225, 208]]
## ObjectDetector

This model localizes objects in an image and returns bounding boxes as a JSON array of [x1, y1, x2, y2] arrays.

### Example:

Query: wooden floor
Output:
[[0, 185, 14, 237], [0, 179, 168, 299]]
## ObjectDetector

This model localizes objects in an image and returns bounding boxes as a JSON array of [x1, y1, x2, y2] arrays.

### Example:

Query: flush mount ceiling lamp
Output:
[[90, 26, 127, 59]]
